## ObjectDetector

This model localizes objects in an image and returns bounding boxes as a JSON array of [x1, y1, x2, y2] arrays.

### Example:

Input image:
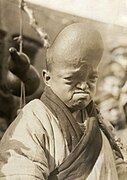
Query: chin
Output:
[[71, 102, 88, 111], [66, 98, 92, 111]]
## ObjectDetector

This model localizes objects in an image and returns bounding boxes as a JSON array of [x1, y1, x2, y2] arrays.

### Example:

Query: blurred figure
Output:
[[99, 75, 123, 99], [108, 61, 126, 81], [111, 46, 127, 72], [99, 96, 126, 131], [96, 45, 127, 154], [98, 94, 127, 160]]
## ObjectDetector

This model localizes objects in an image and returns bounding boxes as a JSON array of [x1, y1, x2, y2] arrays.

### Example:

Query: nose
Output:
[[76, 81, 89, 90]]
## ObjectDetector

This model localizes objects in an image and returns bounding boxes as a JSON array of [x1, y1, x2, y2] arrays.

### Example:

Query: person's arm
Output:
[[97, 108, 127, 180], [114, 150, 127, 180], [106, 120, 127, 180]]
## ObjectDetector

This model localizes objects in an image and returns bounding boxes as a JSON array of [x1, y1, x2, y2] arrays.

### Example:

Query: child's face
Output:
[[48, 61, 98, 111]]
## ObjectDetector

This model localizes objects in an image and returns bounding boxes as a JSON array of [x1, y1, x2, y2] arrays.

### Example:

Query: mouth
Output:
[[74, 91, 90, 94], [74, 91, 90, 98]]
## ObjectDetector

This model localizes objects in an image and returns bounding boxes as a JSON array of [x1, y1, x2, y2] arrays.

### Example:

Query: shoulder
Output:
[[1, 99, 54, 142], [23, 99, 47, 112], [23, 99, 56, 125], [18, 99, 56, 132], [19, 99, 53, 124]]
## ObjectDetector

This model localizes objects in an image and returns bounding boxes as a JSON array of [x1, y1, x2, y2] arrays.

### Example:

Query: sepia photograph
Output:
[[0, 0, 127, 179]]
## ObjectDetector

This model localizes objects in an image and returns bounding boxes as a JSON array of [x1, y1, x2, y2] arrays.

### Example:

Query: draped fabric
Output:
[[0, 86, 126, 180], [41, 86, 83, 152], [41, 87, 102, 179]]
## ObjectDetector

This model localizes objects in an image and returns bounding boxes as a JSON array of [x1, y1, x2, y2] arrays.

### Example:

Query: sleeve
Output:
[[0, 107, 51, 180], [111, 128, 127, 180], [115, 154, 127, 180], [98, 111, 127, 180]]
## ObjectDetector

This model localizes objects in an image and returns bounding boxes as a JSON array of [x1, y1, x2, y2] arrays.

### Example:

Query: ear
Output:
[[42, 69, 51, 86]]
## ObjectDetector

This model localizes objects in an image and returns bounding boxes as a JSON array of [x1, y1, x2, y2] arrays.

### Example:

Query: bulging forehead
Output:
[[51, 61, 98, 79], [47, 23, 104, 69]]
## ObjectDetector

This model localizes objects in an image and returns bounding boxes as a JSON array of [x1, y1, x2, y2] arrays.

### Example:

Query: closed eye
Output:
[[64, 76, 73, 81], [64, 76, 77, 85], [88, 75, 98, 83], [63, 77, 73, 85]]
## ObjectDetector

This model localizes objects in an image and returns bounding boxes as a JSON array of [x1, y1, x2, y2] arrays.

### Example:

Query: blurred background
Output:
[[0, 0, 127, 149]]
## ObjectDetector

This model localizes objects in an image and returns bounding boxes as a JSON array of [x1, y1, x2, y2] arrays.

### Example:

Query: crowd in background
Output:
[[96, 46, 127, 149]]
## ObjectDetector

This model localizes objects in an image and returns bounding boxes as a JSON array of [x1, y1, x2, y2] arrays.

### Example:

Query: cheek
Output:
[[88, 83, 96, 94], [63, 84, 79, 102], [57, 82, 75, 99]]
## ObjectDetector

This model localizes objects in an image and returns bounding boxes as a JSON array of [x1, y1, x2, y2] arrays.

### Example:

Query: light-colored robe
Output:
[[0, 99, 126, 179]]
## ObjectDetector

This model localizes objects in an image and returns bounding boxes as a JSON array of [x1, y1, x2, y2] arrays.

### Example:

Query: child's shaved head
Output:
[[43, 23, 104, 110], [46, 23, 104, 71]]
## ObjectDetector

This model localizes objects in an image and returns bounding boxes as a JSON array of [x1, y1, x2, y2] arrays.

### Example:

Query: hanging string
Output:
[[17, 0, 50, 110], [19, 0, 26, 109], [19, 0, 23, 53]]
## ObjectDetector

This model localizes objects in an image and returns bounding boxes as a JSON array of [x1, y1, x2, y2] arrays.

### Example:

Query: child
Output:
[[0, 23, 127, 180]]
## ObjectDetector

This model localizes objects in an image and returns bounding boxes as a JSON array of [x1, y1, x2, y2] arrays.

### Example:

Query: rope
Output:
[[19, 0, 23, 53], [19, 0, 26, 109]]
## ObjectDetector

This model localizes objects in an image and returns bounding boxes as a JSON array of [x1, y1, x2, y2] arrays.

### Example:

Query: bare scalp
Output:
[[46, 23, 104, 71]]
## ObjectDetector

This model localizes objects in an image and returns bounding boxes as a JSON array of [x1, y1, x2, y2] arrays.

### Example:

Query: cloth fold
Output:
[[41, 87, 103, 179], [41, 86, 83, 151]]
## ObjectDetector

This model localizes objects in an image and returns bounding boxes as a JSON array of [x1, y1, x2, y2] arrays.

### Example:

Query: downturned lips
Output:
[[73, 91, 90, 98], [74, 91, 90, 94]]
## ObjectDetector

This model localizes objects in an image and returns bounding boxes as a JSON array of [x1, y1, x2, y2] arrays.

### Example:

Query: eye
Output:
[[64, 76, 73, 81], [64, 76, 74, 85], [88, 74, 98, 83], [65, 80, 73, 85], [64, 75, 79, 86]]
